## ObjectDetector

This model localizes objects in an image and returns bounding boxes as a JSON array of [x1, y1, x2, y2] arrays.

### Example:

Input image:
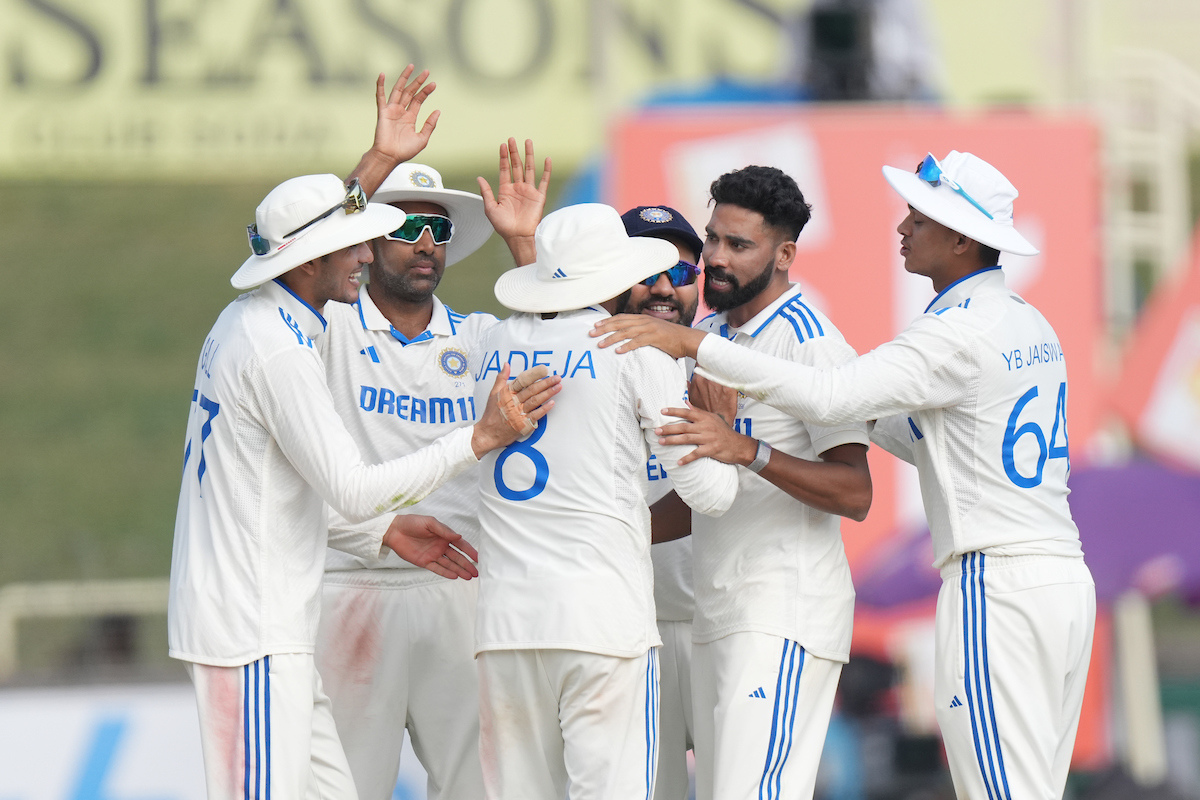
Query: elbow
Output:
[[843, 482, 872, 522]]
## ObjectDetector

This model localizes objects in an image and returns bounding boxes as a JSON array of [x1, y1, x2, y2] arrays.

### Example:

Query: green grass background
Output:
[[0, 171, 538, 588]]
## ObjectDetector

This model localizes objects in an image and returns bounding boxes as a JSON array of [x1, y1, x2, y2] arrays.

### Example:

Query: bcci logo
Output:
[[439, 348, 468, 377], [410, 171, 436, 188], [640, 207, 673, 224]]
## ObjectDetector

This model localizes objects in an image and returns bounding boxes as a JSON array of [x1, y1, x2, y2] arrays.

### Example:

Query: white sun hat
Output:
[[882, 151, 1039, 256], [494, 203, 678, 314], [232, 174, 404, 290], [371, 162, 493, 266]]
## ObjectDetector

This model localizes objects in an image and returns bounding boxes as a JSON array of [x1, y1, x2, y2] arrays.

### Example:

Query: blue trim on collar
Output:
[[355, 300, 368, 331], [272, 279, 327, 331], [923, 267, 1001, 315], [389, 327, 434, 347]]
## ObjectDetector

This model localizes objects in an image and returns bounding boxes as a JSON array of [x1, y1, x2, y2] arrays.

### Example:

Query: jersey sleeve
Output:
[[869, 414, 918, 464], [630, 348, 739, 517], [325, 508, 393, 560], [694, 311, 978, 426], [250, 345, 479, 524], [791, 336, 871, 455]]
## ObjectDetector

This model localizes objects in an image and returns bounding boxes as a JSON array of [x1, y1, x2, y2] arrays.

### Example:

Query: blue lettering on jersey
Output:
[[357, 385, 476, 423], [475, 349, 600, 381], [1002, 342, 1063, 371], [646, 454, 668, 481], [733, 417, 753, 437], [200, 337, 220, 378]]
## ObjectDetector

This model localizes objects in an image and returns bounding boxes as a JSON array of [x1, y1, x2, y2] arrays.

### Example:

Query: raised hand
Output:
[[478, 138, 552, 266], [655, 404, 757, 467], [349, 65, 441, 197], [590, 313, 707, 359]]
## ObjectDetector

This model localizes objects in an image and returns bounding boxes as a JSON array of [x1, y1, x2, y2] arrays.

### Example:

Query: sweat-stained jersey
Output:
[[168, 280, 478, 667], [470, 307, 740, 658], [316, 288, 498, 576], [692, 285, 869, 662]]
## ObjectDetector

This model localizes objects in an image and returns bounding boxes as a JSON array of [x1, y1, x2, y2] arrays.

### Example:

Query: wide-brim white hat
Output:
[[494, 203, 678, 313], [372, 163, 492, 266], [882, 151, 1039, 257], [232, 174, 404, 290]]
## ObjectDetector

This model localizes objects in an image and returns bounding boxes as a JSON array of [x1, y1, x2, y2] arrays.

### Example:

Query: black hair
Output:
[[978, 243, 1001, 266], [709, 166, 812, 242]]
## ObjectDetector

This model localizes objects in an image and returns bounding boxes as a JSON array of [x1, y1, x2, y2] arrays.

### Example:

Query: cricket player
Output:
[[314, 139, 550, 800], [471, 203, 740, 800], [619, 204, 704, 800], [595, 151, 1096, 800], [632, 169, 872, 800], [169, 70, 561, 798]]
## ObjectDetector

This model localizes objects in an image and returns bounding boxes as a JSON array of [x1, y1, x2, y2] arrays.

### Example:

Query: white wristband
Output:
[[747, 439, 772, 473]]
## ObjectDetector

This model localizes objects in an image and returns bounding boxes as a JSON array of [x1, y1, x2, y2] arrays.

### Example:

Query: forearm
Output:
[[756, 445, 872, 521], [347, 147, 399, 199], [504, 234, 537, 267], [650, 490, 692, 543]]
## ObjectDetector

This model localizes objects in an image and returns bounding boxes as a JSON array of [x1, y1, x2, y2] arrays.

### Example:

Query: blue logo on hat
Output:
[[410, 171, 436, 188], [640, 207, 673, 224]]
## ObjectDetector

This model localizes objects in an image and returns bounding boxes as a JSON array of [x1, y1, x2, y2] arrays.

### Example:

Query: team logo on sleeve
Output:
[[439, 348, 469, 377], [409, 171, 435, 188], [640, 207, 673, 224]]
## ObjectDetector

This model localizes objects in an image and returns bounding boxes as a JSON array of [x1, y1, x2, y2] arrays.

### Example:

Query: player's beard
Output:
[[703, 259, 775, 312], [371, 257, 444, 304]]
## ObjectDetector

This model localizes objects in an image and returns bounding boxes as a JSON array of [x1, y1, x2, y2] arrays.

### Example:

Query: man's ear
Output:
[[952, 234, 973, 256], [295, 259, 319, 277], [776, 240, 797, 272]]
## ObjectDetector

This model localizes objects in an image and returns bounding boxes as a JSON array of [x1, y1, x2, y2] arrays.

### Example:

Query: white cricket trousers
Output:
[[654, 619, 695, 800], [692, 632, 842, 800], [935, 552, 1095, 800], [186, 653, 356, 800], [477, 647, 660, 800], [316, 575, 482, 800]]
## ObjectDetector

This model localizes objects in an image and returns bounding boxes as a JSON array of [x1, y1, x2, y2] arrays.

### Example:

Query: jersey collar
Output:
[[266, 278, 327, 335], [924, 267, 1004, 315], [354, 287, 453, 345], [709, 283, 804, 340]]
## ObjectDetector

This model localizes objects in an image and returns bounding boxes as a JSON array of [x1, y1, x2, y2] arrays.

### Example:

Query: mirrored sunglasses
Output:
[[915, 154, 994, 220], [246, 178, 368, 257], [642, 260, 701, 287], [383, 214, 455, 245]]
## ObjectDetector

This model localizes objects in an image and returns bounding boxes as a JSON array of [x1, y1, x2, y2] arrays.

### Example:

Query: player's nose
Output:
[[650, 273, 676, 296]]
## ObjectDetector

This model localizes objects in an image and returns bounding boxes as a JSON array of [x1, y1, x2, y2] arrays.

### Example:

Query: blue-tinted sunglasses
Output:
[[916, 153, 994, 220], [383, 214, 454, 245], [642, 260, 701, 287]]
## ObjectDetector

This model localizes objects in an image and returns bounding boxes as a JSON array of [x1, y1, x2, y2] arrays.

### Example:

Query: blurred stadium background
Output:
[[3, 1, 1200, 798]]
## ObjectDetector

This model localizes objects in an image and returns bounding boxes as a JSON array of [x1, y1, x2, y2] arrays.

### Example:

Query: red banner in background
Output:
[[1110, 228, 1200, 471], [608, 107, 1103, 570]]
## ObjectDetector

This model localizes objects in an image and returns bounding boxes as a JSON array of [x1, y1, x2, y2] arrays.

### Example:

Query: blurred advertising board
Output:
[[0, 0, 793, 178], [0, 683, 432, 799], [608, 107, 1104, 569]]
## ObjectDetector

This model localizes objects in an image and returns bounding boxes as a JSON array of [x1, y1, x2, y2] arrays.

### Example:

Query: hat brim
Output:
[[494, 237, 679, 313], [231, 204, 405, 290], [371, 186, 492, 266], [882, 166, 1039, 257]]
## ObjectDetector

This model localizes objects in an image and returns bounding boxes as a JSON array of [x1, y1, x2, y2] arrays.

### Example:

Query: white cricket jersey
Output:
[[168, 280, 479, 667], [691, 285, 868, 662], [317, 288, 498, 578], [471, 307, 739, 658], [695, 268, 1084, 569], [646, 466, 694, 622]]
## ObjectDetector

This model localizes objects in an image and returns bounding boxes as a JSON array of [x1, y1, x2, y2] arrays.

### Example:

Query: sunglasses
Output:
[[642, 260, 701, 287], [383, 214, 455, 245], [246, 178, 368, 256], [915, 153, 994, 220]]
